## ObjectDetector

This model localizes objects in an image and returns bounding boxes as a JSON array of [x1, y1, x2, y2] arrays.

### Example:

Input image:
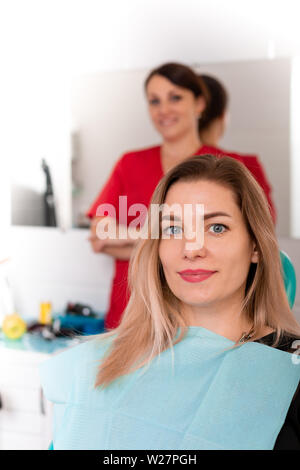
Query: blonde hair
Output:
[[95, 154, 300, 388]]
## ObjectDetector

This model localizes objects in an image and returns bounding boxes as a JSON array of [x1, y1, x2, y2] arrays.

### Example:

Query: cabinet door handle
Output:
[[40, 388, 45, 415], [0, 392, 2, 410]]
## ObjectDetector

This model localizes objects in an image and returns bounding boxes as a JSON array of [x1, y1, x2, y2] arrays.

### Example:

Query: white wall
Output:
[[2, 1, 299, 74], [291, 57, 300, 238]]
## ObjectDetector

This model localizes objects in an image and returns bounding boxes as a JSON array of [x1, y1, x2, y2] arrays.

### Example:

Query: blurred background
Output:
[[1, 0, 300, 449]]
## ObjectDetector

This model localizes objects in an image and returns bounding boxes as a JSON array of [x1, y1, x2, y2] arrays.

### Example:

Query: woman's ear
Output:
[[251, 242, 259, 264], [196, 96, 206, 117]]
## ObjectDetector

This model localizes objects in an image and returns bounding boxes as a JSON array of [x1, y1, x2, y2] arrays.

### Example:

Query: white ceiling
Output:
[[1, 0, 300, 75]]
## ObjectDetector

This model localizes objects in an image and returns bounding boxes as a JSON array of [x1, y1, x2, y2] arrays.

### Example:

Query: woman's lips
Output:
[[178, 269, 216, 283], [158, 117, 178, 127]]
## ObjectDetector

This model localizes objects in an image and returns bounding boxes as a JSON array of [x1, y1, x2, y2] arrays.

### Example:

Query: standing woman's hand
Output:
[[88, 217, 110, 253]]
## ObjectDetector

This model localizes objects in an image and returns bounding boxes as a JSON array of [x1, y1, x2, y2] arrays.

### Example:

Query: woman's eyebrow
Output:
[[204, 211, 232, 220], [147, 93, 158, 99], [161, 211, 231, 222]]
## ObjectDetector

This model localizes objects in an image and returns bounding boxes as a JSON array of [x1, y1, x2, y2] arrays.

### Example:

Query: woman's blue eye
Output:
[[170, 94, 182, 102], [163, 226, 182, 236], [209, 224, 227, 234]]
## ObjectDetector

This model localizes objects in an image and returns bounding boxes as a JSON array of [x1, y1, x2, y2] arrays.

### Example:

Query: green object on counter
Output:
[[280, 250, 297, 308]]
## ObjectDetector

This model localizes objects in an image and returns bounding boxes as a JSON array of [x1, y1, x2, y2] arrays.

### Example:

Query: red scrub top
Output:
[[87, 145, 276, 330]]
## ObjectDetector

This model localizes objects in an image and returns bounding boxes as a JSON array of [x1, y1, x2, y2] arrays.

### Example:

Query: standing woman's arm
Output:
[[86, 155, 137, 260], [88, 215, 138, 260]]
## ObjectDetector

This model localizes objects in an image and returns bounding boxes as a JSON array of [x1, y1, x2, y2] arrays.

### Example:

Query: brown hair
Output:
[[145, 62, 209, 104], [198, 74, 228, 132], [95, 154, 300, 388]]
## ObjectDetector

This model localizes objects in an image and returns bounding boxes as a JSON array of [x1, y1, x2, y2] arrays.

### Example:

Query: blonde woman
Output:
[[40, 155, 300, 450]]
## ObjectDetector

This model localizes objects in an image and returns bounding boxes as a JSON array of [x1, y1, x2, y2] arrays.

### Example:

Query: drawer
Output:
[[0, 348, 49, 389], [0, 363, 41, 388], [0, 409, 46, 433], [0, 429, 48, 450], [0, 385, 44, 413]]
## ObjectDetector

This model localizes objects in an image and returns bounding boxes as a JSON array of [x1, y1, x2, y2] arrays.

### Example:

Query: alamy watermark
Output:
[[95, 196, 204, 250]]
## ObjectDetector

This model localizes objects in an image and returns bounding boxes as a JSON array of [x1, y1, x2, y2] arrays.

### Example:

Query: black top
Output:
[[254, 332, 300, 450]]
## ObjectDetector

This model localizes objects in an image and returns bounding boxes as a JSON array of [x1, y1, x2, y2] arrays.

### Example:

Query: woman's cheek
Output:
[[159, 240, 172, 263], [159, 240, 178, 272]]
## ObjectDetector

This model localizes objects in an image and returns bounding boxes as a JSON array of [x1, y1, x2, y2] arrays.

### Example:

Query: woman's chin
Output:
[[178, 295, 215, 308], [158, 127, 181, 141]]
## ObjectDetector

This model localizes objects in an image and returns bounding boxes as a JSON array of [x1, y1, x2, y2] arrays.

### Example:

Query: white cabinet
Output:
[[0, 345, 54, 450]]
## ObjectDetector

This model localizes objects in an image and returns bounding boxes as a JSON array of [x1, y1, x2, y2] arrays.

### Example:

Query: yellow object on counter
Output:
[[2, 313, 27, 339], [39, 302, 52, 325]]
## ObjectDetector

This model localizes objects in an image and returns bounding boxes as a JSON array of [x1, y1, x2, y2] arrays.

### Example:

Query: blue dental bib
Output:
[[39, 327, 300, 450]]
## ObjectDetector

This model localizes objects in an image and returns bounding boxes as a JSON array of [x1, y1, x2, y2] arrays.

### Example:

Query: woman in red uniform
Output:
[[87, 63, 276, 330]]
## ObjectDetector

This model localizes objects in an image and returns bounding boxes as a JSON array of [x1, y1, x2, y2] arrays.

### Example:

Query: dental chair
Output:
[[280, 250, 297, 308]]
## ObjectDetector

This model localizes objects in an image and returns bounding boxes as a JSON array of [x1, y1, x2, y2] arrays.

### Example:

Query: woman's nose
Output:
[[183, 239, 207, 259], [158, 100, 171, 115]]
